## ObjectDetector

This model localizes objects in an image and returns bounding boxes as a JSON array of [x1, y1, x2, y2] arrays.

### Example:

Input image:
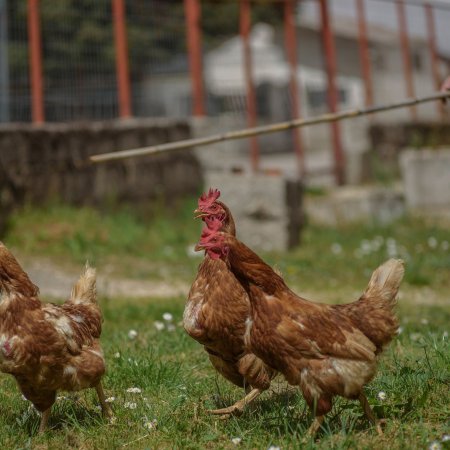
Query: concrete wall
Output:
[[0, 118, 202, 234]]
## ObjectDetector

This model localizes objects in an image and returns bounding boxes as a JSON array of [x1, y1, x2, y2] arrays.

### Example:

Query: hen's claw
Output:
[[208, 387, 262, 418]]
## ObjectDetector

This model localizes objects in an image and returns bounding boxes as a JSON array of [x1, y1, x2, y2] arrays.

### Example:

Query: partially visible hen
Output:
[[196, 221, 404, 435], [183, 189, 276, 417], [0, 242, 111, 433]]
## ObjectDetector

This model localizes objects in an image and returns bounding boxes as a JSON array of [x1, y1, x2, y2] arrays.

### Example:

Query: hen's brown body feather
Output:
[[0, 242, 106, 418], [223, 235, 404, 417]]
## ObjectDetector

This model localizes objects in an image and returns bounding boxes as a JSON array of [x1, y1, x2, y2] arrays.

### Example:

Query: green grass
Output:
[[0, 200, 449, 449]]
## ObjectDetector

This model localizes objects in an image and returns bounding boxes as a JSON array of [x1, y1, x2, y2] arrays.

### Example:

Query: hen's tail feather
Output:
[[364, 258, 404, 305], [69, 263, 97, 304], [0, 242, 39, 297]]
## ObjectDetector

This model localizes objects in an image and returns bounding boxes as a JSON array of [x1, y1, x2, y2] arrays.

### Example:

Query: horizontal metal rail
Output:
[[90, 90, 450, 164]]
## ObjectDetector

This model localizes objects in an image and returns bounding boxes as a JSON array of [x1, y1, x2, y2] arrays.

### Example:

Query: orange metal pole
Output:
[[424, 2, 445, 120], [240, 0, 259, 172], [184, 0, 205, 117], [355, 0, 373, 107], [318, 0, 345, 185], [284, 0, 305, 177], [396, 0, 416, 120], [27, 0, 44, 123], [112, 0, 132, 118]]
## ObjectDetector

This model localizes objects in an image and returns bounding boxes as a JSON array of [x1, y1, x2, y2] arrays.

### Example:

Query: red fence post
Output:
[[27, 0, 44, 123], [318, 0, 345, 185], [424, 2, 445, 120], [240, 0, 259, 172], [112, 0, 132, 118], [184, 0, 205, 117], [284, 0, 305, 178], [396, 0, 416, 120], [355, 0, 373, 108]]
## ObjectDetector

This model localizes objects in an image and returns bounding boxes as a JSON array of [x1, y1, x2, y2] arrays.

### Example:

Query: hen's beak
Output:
[[194, 208, 208, 219], [194, 242, 205, 252]]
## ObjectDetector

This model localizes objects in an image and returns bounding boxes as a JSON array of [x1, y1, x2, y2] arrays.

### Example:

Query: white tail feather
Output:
[[364, 259, 404, 303]]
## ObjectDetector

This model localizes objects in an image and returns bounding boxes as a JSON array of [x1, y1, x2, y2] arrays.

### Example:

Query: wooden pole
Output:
[[284, 0, 305, 177], [424, 2, 445, 120], [240, 0, 260, 172], [396, 0, 416, 120], [355, 0, 373, 107], [318, 0, 345, 185], [27, 0, 44, 123], [90, 90, 450, 164], [184, 0, 205, 116], [112, 0, 132, 118]]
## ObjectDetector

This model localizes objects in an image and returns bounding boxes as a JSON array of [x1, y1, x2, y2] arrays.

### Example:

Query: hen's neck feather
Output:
[[226, 237, 286, 296]]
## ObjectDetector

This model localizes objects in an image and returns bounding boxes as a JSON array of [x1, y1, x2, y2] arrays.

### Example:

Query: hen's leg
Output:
[[95, 382, 113, 419], [38, 408, 51, 434], [208, 388, 262, 418], [306, 415, 324, 437], [359, 392, 383, 435]]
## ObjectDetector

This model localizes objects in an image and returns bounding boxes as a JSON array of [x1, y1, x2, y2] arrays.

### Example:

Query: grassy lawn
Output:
[[0, 199, 449, 449]]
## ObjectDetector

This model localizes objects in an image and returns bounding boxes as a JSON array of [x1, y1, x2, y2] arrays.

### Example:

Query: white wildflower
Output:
[[126, 387, 142, 394], [427, 237, 438, 249], [331, 243, 342, 255], [114, 352, 121, 359], [231, 437, 242, 445], [377, 391, 387, 401], [428, 441, 442, 450], [105, 397, 116, 403], [128, 329, 138, 340], [154, 321, 165, 331], [144, 418, 158, 431], [167, 323, 176, 332], [162, 313, 173, 322], [124, 402, 137, 409], [441, 434, 450, 442]]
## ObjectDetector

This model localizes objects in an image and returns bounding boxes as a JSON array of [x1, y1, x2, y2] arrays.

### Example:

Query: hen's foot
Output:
[[305, 415, 324, 438], [208, 388, 261, 418], [359, 392, 383, 436], [38, 408, 51, 434], [95, 382, 115, 422]]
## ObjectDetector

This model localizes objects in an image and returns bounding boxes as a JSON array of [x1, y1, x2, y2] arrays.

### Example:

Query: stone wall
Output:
[[0, 119, 202, 234]]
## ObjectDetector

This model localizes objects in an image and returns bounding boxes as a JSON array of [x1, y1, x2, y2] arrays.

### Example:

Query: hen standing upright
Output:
[[0, 242, 111, 433], [196, 218, 404, 436], [183, 189, 276, 417]]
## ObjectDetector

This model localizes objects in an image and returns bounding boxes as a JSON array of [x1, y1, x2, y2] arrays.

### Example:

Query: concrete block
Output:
[[400, 148, 450, 211], [204, 171, 304, 251]]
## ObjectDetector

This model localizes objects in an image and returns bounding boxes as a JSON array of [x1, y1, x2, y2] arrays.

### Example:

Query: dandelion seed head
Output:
[[124, 402, 137, 409], [126, 387, 142, 394], [143, 418, 158, 431], [377, 391, 387, 401], [128, 329, 138, 340], [428, 441, 442, 450], [162, 313, 173, 322]]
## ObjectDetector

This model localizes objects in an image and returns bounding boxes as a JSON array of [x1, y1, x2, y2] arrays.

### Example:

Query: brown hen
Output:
[[196, 223, 404, 436], [183, 189, 276, 417], [0, 242, 111, 433]]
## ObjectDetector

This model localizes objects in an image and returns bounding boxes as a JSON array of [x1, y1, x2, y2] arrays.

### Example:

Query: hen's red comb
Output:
[[198, 188, 220, 209]]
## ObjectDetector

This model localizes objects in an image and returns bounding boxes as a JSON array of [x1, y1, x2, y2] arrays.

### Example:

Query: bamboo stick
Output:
[[90, 91, 450, 164]]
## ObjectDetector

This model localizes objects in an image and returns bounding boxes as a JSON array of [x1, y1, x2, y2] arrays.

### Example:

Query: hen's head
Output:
[[195, 188, 236, 235], [195, 219, 229, 260]]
